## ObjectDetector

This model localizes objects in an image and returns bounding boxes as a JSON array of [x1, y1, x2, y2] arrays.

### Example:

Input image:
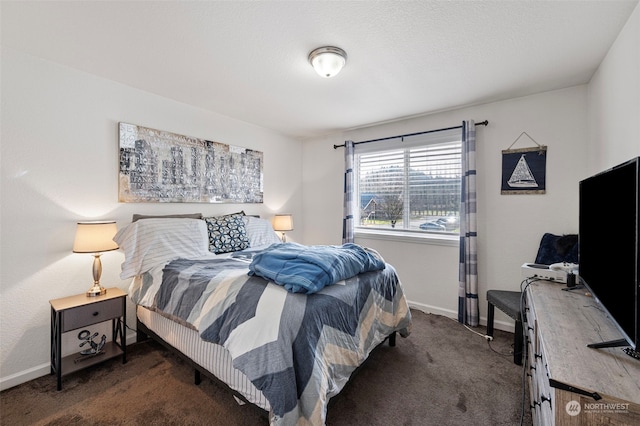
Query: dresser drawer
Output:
[[61, 298, 123, 332]]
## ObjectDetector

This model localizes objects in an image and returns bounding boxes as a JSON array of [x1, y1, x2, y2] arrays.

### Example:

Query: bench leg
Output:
[[514, 319, 523, 366], [486, 302, 495, 337]]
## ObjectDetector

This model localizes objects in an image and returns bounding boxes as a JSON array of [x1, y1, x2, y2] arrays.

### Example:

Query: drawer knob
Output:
[[93, 311, 99, 316]]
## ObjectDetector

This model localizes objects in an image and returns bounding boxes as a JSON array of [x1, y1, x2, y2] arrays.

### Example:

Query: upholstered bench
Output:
[[486, 290, 524, 365]]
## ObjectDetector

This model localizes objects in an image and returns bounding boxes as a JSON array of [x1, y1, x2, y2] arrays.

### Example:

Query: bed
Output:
[[114, 214, 412, 425]]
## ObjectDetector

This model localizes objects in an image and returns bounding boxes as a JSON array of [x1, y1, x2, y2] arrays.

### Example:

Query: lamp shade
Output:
[[72, 221, 119, 253], [308, 46, 347, 78], [272, 214, 294, 232]]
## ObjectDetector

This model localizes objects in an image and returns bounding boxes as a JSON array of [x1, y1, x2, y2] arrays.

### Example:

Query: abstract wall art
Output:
[[118, 123, 263, 203]]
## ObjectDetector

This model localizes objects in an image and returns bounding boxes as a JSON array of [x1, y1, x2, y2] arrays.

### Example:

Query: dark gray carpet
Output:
[[1, 310, 532, 425]]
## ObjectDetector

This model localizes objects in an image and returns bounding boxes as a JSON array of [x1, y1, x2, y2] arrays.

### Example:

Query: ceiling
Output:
[[2, 1, 638, 139]]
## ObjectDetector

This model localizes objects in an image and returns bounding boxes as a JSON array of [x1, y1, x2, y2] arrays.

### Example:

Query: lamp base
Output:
[[86, 284, 107, 297]]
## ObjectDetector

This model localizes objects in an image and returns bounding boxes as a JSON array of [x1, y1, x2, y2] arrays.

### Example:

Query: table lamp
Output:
[[73, 221, 119, 296], [273, 214, 293, 242]]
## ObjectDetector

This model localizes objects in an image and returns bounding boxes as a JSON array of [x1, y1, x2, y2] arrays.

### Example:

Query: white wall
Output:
[[587, 2, 640, 174], [0, 48, 303, 390], [302, 87, 588, 322]]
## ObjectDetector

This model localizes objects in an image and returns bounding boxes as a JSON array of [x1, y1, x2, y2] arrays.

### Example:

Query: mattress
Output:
[[136, 305, 270, 411]]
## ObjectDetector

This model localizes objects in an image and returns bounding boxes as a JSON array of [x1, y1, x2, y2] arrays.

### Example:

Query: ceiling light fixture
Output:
[[308, 46, 347, 78]]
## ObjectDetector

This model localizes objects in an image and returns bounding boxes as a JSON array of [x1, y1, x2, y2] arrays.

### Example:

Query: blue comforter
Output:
[[248, 242, 386, 294]]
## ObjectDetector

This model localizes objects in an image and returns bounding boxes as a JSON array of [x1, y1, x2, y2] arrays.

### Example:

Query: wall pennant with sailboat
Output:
[[501, 132, 547, 195]]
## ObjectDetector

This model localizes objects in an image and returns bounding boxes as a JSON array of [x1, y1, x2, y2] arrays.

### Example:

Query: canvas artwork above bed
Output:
[[114, 214, 412, 425], [118, 123, 264, 203]]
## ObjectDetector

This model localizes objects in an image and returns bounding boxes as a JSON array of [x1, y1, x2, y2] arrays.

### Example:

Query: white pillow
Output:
[[242, 216, 282, 247], [113, 218, 209, 279]]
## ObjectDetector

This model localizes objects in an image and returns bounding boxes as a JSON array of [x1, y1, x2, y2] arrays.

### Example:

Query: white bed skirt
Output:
[[136, 305, 270, 411]]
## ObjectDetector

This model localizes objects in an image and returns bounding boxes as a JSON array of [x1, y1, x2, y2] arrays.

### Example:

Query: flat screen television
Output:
[[579, 156, 639, 358]]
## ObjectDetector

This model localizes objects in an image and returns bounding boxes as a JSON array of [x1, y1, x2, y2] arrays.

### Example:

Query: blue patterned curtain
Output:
[[458, 120, 479, 326], [342, 140, 355, 244]]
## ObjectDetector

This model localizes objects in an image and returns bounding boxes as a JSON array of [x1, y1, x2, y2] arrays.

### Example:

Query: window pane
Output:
[[358, 149, 404, 228], [355, 138, 461, 234]]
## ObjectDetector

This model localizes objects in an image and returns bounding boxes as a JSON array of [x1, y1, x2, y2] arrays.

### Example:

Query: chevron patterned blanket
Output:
[[130, 256, 411, 425]]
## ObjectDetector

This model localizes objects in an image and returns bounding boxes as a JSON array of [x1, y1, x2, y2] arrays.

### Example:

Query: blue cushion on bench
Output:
[[534, 233, 578, 265]]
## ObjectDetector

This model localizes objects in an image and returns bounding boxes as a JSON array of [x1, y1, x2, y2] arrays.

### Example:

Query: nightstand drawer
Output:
[[62, 298, 122, 332]]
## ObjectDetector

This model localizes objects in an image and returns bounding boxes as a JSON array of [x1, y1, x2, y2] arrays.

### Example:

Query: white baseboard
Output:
[[0, 362, 51, 392], [407, 299, 516, 333], [0, 330, 139, 392]]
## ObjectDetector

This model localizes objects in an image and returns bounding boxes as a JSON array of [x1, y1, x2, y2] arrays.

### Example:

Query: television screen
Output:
[[579, 157, 639, 350]]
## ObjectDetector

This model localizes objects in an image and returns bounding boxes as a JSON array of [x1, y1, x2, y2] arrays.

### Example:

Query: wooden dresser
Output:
[[525, 280, 640, 425]]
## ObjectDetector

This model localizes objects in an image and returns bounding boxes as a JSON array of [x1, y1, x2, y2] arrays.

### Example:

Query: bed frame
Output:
[[136, 317, 260, 406], [136, 314, 397, 416]]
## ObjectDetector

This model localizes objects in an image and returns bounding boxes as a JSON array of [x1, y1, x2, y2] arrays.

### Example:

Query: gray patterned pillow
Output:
[[204, 214, 250, 254]]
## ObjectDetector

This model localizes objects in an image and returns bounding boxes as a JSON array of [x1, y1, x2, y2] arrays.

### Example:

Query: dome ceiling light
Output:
[[308, 46, 347, 78]]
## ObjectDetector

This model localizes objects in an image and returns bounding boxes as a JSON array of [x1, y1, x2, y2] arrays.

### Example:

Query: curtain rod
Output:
[[333, 120, 488, 149]]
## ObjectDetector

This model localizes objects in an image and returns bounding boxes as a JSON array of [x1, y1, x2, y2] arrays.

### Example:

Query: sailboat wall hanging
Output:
[[501, 132, 547, 195]]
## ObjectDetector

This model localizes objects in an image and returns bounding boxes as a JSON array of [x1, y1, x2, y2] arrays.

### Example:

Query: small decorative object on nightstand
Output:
[[50, 288, 126, 390], [72, 221, 119, 297], [77, 329, 107, 356]]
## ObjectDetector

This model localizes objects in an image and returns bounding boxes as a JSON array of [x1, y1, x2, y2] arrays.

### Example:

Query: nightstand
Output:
[[50, 287, 127, 390]]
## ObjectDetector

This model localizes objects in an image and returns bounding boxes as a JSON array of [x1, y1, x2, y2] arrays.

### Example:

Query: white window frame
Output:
[[352, 128, 462, 245]]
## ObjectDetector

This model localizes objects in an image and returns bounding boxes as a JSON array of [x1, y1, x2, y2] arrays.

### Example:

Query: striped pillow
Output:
[[243, 216, 282, 247], [114, 218, 209, 279]]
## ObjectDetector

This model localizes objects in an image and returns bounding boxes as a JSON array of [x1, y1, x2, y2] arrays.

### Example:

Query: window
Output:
[[354, 128, 462, 236]]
